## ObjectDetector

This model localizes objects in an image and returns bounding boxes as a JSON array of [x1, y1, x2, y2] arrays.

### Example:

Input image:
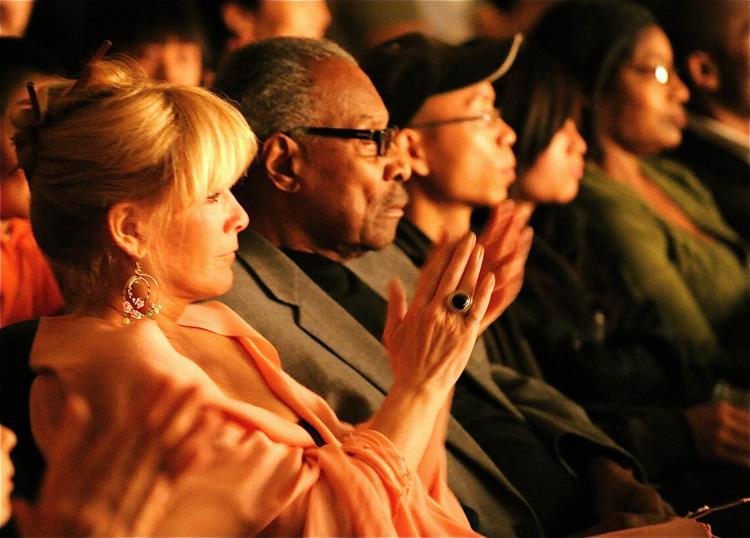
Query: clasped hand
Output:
[[476, 199, 534, 332]]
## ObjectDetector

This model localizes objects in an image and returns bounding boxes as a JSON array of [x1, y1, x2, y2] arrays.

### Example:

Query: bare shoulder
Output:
[[34, 315, 182, 392]]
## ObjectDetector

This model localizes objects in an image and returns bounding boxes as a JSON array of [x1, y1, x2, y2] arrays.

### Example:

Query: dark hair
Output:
[[89, 0, 207, 57], [529, 0, 656, 158], [495, 43, 579, 177], [213, 36, 353, 141], [0, 37, 60, 113]]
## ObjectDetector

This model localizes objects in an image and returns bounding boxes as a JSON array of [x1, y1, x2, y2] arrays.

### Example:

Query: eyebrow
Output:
[[637, 52, 673, 64]]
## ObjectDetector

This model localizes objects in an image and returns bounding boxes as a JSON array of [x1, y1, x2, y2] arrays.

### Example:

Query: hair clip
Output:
[[69, 40, 112, 93], [26, 81, 42, 124]]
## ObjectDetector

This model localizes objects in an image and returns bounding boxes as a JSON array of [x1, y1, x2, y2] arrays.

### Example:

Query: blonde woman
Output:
[[15, 58, 493, 536]]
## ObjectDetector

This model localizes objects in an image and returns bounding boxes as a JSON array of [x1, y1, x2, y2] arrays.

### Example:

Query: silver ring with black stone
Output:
[[447, 291, 472, 314]]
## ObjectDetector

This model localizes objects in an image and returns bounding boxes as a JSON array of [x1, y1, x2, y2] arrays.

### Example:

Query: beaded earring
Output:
[[121, 261, 162, 325]]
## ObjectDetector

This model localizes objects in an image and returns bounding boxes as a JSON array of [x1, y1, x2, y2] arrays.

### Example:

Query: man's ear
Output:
[[107, 202, 149, 259], [401, 128, 430, 177], [686, 51, 720, 92], [260, 134, 303, 193]]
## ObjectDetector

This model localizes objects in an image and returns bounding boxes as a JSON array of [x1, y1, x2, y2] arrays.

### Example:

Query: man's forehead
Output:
[[310, 59, 389, 126]]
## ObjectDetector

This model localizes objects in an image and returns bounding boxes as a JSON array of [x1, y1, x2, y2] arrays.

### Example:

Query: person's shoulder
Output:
[[34, 315, 171, 372]]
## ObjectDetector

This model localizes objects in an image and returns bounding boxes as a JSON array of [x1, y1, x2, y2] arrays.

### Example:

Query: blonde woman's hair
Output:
[[14, 58, 257, 309]]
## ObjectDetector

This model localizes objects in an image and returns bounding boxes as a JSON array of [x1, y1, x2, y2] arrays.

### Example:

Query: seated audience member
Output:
[[220, 0, 330, 51], [1, 388, 230, 537], [327, 0, 428, 58], [361, 33, 543, 379], [530, 0, 750, 375], [198, 0, 330, 82], [214, 36, 676, 537], [362, 27, 748, 519], [0, 38, 63, 327], [499, 41, 749, 511], [87, 0, 206, 85], [656, 0, 750, 242], [16, 57, 494, 536]]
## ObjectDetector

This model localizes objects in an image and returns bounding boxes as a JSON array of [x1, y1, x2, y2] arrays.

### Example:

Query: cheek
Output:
[[521, 150, 577, 203]]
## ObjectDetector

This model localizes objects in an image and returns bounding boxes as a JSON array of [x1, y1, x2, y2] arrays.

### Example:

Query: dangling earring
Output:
[[121, 261, 162, 325]]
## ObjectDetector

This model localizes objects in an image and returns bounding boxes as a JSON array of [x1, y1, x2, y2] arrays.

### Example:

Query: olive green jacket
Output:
[[575, 158, 749, 362]]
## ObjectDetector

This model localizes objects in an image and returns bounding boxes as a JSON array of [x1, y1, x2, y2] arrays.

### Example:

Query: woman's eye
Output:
[[207, 191, 222, 203]]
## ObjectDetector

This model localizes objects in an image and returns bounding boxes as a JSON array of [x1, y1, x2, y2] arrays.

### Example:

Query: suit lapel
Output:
[[237, 234, 525, 491], [235, 231, 395, 394]]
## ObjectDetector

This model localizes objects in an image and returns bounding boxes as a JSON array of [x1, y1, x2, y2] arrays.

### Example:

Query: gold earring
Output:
[[121, 261, 162, 325]]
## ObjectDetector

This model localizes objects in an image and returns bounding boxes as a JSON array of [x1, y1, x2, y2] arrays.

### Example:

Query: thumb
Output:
[[382, 277, 407, 346]]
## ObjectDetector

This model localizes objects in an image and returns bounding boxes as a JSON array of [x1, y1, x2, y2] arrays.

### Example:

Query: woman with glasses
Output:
[[530, 0, 750, 384], [15, 57, 493, 536]]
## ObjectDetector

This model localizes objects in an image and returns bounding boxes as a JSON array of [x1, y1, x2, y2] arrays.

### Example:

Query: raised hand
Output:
[[375, 233, 494, 471], [12, 381, 226, 537], [476, 199, 534, 332], [382, 232, 494, 395]]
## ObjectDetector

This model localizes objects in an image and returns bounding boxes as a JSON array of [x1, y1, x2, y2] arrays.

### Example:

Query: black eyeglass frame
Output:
[[285, 126, 398, 157], [408, 108, 503, 129]]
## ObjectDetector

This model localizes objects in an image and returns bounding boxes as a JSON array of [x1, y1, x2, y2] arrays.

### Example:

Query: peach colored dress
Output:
[[30, 301, 478, 537]]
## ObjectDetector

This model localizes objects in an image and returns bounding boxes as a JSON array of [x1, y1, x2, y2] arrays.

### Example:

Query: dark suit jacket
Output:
[[221, 230, 634, 537], [669, 119, 750, 242]]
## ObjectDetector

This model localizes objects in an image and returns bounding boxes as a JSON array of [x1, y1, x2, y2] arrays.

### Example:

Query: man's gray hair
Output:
[[213, 37, 355, 141]]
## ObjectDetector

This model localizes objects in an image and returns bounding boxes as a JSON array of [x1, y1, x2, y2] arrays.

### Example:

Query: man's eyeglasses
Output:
[[286, 126, 398, 157], [626, 63, 680, 85], [409, 108, 502, 129]]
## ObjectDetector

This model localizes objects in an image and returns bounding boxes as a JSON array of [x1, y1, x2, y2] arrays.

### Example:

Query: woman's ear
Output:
[[401, 128, 430, 177], [107, 202, 149, 258], [260, 134, 304, 193]]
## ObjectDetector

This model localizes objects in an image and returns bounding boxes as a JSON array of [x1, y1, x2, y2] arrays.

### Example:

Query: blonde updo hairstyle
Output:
[[14, 58, 256, 310]]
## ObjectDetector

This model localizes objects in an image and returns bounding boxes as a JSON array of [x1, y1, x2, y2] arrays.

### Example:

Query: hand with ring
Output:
[[382, 231, 494, 400], [372, 232, 494, 472]]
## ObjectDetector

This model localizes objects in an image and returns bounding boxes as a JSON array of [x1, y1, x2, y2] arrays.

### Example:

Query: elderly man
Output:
[[214, 37, 673, 537]]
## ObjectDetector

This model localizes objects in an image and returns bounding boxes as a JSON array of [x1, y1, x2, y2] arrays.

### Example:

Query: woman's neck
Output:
[[597, 138, 647, 187], [405, 194, 473, 243]]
